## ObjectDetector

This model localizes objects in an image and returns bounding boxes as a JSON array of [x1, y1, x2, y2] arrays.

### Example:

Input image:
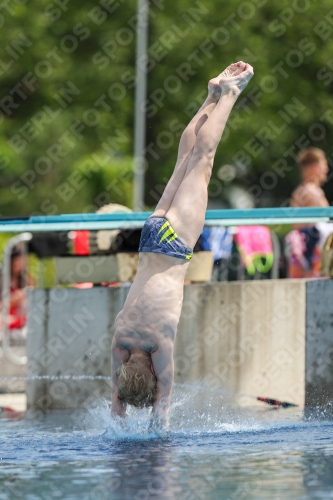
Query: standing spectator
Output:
[[290, 148, 329, 209], [286, 148, 331, 278]]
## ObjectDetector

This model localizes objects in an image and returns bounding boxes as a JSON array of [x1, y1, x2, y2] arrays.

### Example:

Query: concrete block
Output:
[[54, 255, 122, 284], [54, 252, 214, 284], [176, 280, 306, 407], [26, 281, 306, 411], [0, 344, 26, 393], [185, 252, 214, 282], [26, 286, 130, 411], [306, 279, 333, 407]]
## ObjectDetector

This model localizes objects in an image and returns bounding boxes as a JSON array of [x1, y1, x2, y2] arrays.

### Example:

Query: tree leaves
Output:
[[1, 0, 332, 215]]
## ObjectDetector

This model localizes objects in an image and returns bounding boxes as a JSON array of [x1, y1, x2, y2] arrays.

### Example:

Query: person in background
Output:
[[286, 148, 331, 278], [290, 148, 329, 209], [0, 245, 34, 337]]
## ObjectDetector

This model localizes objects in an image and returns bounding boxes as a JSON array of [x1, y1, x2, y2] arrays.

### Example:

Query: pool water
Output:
[[0, 392, 333, 500]]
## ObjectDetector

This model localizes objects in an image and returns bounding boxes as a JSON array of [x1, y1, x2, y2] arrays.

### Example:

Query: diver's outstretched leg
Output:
[[165, 62, 254, 248], [152, 77, 222, 217]]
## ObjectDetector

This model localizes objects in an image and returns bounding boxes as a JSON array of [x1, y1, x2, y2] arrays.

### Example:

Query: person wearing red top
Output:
[[0, 245, 34, 333]]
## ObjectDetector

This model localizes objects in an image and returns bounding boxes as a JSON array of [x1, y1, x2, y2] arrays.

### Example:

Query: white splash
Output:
[[81, 382, 302, 440]]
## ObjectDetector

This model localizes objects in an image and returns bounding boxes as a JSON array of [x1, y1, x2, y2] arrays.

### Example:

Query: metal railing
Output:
[[1, 207, 333, 232]]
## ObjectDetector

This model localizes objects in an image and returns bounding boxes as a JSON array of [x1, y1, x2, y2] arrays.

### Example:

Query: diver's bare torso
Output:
[[113, 252, 189, 359]]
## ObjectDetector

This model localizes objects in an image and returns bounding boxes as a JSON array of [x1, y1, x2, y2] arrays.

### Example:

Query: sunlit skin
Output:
[[111, 62, 254, 427], [291, 157, 329, 208]]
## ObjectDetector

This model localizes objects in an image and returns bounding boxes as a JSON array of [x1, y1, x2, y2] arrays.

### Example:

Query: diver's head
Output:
[[298, 147, 328, 186], [11, 245, 25, 277], [117, 353, 157, 408]]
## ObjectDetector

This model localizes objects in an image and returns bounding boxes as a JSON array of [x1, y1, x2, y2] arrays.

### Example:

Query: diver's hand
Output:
[[149, 412, 169, 433]]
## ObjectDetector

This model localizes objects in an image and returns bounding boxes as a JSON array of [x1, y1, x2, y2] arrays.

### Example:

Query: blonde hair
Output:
[[117, 355, 157, 408], [297, 148, 326, 169]]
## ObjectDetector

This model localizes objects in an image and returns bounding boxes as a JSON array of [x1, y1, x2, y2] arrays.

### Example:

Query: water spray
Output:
[[173, 383, 299, 409], [0, 377, 299, 415]]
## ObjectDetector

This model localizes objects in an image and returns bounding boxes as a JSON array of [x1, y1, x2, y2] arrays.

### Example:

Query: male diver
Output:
[[111, 61, 254, 427]]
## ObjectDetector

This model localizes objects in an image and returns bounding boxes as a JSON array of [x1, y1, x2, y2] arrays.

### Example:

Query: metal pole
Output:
[[133, 0, 149, 211]]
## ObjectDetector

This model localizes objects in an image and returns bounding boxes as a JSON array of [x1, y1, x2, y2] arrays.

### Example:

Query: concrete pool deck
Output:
[[0, 344, 27, 413], [0, 393, 27, 412]]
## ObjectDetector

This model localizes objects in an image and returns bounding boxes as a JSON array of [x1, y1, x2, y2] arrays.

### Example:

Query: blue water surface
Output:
[[0, 397, 333, 500]]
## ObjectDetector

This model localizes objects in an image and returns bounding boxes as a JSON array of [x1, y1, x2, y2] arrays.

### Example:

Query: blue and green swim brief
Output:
[[138, 217, 193, 260]]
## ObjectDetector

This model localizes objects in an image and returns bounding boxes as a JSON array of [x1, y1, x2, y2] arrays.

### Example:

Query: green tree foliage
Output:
[[1, 0, 333, 216]]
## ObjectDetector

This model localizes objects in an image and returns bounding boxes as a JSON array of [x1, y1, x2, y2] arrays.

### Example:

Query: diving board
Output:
[[1, 207, 333, 232]]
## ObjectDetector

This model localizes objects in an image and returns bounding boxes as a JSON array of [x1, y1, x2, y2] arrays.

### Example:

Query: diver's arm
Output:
[[150, 341, 174, 428], [111, 343, 129, 417]]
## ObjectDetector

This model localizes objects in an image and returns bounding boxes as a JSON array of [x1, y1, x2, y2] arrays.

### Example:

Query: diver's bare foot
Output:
[[219, 61, 254, 96], [208, 76, 221, 101], [219, 61, 246, 80]]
